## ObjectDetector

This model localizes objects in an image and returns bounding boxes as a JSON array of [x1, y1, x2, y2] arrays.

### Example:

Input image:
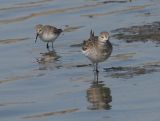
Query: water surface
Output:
[[0, 0, 160, 121]]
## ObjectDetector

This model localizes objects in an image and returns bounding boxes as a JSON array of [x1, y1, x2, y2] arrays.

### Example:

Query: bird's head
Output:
[[35, 24, 43, 43], [98, 32, 109, 43]]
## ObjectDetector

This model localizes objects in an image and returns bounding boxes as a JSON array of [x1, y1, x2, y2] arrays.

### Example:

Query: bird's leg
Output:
[[92, 63, 99, 72], [93, 63, 99, 82], [46, 42, 49, 49], [95, 63, 99, 73], [35, 34, 39, 43], [93, 69, 99, 82], [93, 63, 96, 81]]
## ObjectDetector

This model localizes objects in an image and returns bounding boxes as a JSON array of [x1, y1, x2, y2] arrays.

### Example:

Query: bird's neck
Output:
[[98, 40, 107, 45]]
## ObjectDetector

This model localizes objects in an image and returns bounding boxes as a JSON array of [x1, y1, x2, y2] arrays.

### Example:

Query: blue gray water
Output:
[[0, 0, 160, 121]]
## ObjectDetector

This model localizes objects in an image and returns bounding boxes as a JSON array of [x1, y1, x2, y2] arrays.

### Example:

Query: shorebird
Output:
[[82, 30, 112, 73], [35, 24, 62, 49]]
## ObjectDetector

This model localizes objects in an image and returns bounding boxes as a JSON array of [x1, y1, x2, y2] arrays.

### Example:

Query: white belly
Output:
[[40, 33, 58, 42], [82, 48, 108, 63]]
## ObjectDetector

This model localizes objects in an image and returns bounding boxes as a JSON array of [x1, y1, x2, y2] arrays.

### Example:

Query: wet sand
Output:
[[0, 0, 160, 121]]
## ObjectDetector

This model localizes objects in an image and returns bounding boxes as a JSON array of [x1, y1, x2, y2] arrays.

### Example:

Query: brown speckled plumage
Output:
[[82, 30, 112, 72], [35, 24, 62, 49]]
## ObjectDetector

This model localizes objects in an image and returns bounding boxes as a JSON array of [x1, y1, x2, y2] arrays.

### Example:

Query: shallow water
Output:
[[0, 0, 160, 121]]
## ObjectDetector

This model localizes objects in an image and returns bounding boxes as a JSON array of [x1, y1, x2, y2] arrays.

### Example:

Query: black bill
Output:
[[35, 33, 39, 43]]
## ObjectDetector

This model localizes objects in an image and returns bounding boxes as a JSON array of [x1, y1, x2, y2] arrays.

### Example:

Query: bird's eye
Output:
[[101, 36, 104, 38]]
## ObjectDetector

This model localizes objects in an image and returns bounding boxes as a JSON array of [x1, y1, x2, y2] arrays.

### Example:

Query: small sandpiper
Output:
[[35, 24, 63, 49], [82, 30, 112, 72]]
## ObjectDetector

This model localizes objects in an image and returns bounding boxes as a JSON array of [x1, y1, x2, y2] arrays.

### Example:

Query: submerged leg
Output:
[[93, 69, 99, 82], [92, 63, 99, 72], [95, 63, 99, 82], [46, 42, 49, 49], [95, 63, 99, 73], [92, 63, 99, 82]]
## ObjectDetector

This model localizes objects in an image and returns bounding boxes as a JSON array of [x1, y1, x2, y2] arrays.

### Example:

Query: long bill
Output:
[[35, 33, 39, 43]]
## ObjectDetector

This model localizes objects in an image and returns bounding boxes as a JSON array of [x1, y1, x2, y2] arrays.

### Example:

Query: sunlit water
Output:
[[0, 0, 160, 121]]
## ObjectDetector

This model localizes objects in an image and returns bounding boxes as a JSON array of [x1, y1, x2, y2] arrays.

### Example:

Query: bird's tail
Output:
[[90, 29, 94, 39]]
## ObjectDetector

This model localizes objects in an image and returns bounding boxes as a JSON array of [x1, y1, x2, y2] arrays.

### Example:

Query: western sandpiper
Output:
[[35, 24, 62, 49], [82, 30, 112, 72]]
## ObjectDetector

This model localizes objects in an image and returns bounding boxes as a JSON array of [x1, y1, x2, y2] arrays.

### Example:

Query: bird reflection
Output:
[[86, 72, 112, 110], [37, 49, 61, 70]]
